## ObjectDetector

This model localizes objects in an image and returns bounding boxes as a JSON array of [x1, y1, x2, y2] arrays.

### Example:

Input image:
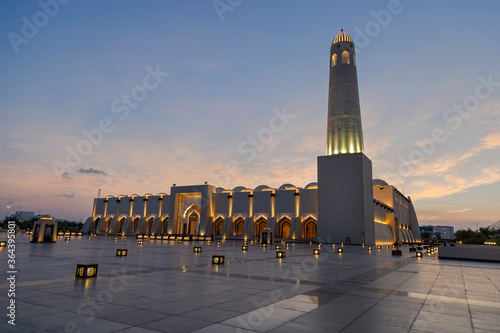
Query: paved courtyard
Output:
[[1, 235, 500, 333]]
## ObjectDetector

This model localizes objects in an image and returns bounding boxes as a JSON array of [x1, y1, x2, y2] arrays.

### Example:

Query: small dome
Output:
[[232, 186, 248, 192], [305, 182, 318, 189], [332, 29, 353, 45], [254, 185, 272, 192], [279, 183, 297, 190], [373, 179, 389, 186]]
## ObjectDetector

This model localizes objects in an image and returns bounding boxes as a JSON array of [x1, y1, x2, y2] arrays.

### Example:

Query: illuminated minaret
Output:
[[318, 30, 375, 245], [326, 29, 364, 155]]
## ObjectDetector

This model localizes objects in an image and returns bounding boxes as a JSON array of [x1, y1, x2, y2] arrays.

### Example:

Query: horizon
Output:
[[1, 1, 499, 231]]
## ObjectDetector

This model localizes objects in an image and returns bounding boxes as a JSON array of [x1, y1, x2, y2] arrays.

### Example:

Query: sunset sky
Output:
[[1, 0, 499, 230]]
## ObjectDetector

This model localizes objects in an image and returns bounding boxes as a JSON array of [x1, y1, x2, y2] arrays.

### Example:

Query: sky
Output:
[[0, 0, 499, 230]]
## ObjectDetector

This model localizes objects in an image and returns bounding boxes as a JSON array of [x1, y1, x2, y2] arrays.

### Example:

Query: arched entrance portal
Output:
[[182, 204, 201, 235], [280, 220, 291, 239], [188, 212, 198, 234], [255, 218, 267, 237], [234, 218, 245, 236], [214, 218, 224, 236], [304, 218, 317, 239]]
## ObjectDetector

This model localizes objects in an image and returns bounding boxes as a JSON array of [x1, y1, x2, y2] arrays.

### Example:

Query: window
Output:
[[331, 53, 337, 67], [342, 51, 350, 64]]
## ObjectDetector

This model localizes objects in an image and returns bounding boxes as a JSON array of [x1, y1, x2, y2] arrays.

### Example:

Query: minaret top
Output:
[[332, 29, 353, 45]]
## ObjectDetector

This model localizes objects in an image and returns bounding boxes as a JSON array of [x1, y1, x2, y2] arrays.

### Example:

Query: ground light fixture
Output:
[[277, 251, 285, 258], [275, 245, 281, 250], [0, 241, 6, 247], [242, 245, 249, 251], [337, 248, 343, 253], [416, 252, 423, 258], [313, 249, 321, 255], [65, 237, 70, 242], [116, 249, 127, 256], [193, 247, 202, 253], [137, 240, 144, 245], [217, 241, 222, 246], [212, 255, 225, 264], [368, 246, 372, 251], [75, 264, 98, 279]]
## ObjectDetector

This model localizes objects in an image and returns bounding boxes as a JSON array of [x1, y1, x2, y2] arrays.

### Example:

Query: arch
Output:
[[161, 216, 168, 234], [255, 217, 267, 237], [117, 217, 126, 233], [104, 216, 113, 232], [342, 51, 350, 64], [183, 204, 201, 235], [188, 212, 198, 235], [331, 53, 337, 67], [234, 217, 245, 236], [92, 217, 100, 232], [280, 220, 291, 239], [131, 216, 140, 233], [214, 217, 224, 236], [145, 216, 155, 233], [303, 217, 317, 239]]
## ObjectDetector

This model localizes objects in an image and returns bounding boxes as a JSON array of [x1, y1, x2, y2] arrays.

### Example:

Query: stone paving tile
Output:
[[191, 323, 259, 333], [139, 315, 212, 333], [2, 236, 500, 333]]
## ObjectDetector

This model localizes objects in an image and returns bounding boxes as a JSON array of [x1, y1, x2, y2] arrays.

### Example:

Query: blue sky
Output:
[[1, 0, 499, 229]]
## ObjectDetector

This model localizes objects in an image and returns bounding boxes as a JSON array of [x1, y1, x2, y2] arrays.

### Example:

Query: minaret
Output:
[[326, 29, 364, 155], [317, 30, 375, 245]]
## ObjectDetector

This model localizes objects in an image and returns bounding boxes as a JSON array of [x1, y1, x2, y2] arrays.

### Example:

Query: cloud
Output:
[[78, 168, 107, 176], [480, 132, 500, 150], [443, 208, 472, 214], [57, 193, 74, 199]]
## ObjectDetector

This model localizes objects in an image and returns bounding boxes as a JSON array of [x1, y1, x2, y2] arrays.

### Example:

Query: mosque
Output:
[[82, 30, 421, 245]]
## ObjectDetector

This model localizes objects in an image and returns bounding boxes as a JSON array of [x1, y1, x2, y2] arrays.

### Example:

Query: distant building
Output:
[[420, 225, 455, 240], [12, 211, 35, 221]]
